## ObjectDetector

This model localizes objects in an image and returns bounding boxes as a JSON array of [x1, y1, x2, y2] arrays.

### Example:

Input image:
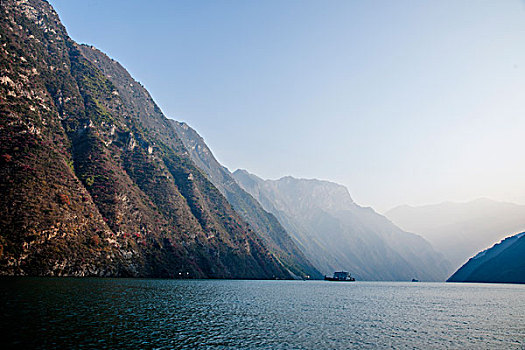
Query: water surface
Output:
[[1, 278, 523, 349]]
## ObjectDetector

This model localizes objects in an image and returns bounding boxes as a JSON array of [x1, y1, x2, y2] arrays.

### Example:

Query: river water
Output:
[[1, 278, 523, 349]]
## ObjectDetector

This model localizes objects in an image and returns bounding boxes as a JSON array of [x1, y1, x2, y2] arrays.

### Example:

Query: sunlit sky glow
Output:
[[49, 0, 525, 212]]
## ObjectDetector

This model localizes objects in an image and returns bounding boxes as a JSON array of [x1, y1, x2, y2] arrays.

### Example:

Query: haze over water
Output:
[[2, 278, 523, 349]]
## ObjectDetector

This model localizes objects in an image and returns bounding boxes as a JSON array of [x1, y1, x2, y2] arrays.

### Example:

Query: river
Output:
[[1, 278, 523, 349]]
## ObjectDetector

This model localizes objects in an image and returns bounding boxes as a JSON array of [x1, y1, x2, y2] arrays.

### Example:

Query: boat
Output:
[[324, 271, 355, 281]]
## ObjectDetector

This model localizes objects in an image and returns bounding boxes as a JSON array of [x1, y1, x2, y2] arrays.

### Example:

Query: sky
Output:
[[49, 0, 525, 212]]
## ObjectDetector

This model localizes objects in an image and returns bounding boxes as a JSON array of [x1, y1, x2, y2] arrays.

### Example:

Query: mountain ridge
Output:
[[0, 0, 290, 279], [171, 121, 322, 279], [448, 231, 525, 284], [233, 169, 451, 281]]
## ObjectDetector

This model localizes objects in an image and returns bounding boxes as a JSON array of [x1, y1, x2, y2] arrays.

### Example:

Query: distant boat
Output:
[[411, 278, 419, 282], [324, 271, 355, 282]]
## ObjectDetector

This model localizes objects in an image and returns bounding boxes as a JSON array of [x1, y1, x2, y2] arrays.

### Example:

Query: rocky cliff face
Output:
[[233, 170, 451, 281], [0, 0, 290, 279], [448, 232, 525, 284], [171, 121, 322, 279]]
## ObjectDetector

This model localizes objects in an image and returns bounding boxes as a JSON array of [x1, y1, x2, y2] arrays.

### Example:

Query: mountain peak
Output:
[[234, 170, 356, 208], [233, 170, 450, 281]]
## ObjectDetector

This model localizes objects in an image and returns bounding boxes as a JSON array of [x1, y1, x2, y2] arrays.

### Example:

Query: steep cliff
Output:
[[171, 121, 322, 279], [233, 170, 451, 281], [0, 0, 290, 279]]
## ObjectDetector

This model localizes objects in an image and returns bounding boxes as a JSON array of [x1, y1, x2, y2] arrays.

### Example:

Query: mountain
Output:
[[385, 199, 525, 273], [448, 232, 525, 284], [171, 121, 322, 279], [0, 0, 291, 279], [232, 170, 451, 281]]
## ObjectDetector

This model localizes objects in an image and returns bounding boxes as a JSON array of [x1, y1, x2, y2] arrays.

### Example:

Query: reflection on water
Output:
[[0, 278, 523, 349]]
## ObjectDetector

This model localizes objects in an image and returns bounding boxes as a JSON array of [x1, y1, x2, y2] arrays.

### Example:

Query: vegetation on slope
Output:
[[172, 121, 322, 279], [448, 232, 525, 284], [0, 0, 289, 279]]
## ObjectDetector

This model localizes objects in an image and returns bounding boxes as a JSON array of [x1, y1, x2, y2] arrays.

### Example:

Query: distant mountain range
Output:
[[448, 232, 525, 284], [172, 119, 453, 281], [232, 170, 451, 281], [385, 199, 525, 273]]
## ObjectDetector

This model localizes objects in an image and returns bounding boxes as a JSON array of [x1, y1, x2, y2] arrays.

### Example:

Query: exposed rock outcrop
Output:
[[0, 0, 290, 279]]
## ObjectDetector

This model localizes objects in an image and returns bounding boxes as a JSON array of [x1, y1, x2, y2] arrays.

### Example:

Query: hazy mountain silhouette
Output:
[[385, 199, 525, 273], [233, 170, 451, 281]]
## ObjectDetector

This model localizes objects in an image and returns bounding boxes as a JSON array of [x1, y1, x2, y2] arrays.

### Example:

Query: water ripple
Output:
[[0, 279, 524, 349]]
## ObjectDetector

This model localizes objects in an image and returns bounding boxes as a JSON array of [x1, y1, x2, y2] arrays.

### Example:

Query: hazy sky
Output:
[[49, 0, 525, 212]]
